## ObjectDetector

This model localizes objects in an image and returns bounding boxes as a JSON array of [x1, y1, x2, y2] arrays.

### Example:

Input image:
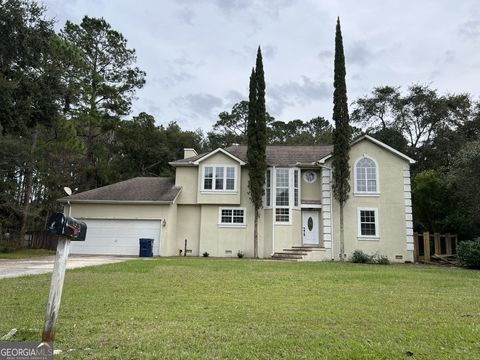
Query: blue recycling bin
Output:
[[139, 238, 153, 257]]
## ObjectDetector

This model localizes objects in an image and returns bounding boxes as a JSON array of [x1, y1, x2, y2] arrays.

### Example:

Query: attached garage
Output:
[[70, 219, 162, 256], [59, 177, 181, 257]]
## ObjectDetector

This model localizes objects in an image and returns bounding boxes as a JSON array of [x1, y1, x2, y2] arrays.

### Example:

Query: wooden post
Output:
[[413, 232, 420, 262], [184, 239, 187, 257], [452, 235, 458, 254], [446, 233, 452, 255], [434, 233, 441, 255], [423, 231, 430, 262], [42, 238, 71, 342]]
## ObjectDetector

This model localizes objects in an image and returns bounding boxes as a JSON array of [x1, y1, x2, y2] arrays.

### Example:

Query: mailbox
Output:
[[47, 213, 87, 241]]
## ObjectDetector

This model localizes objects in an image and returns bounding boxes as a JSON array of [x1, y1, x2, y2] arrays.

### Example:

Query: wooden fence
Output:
[[30, 230, 58, 250], [414, 232, 458, 263]]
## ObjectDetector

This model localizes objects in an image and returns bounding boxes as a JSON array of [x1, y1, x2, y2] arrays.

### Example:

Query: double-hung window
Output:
[[204, 167, 213, 190], [275, 168, 290, 222], [215, 167, 224, 190], [203, 166, 236, 191], [294, 169, 299, 207], [358, 208, 379, 238], [219, 208, 245, 226], [265, 169, 271, 207]]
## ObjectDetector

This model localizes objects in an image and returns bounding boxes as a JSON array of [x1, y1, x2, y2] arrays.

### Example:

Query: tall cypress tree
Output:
[[332, 18, 352, 261], [247, 47, 267, 258]]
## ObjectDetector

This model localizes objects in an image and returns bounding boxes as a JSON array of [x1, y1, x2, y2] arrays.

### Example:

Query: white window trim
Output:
[[354, 155, 380, 196], [201, 165, 238, 193], [271, 167, 301, 225], [357, 207, 380, 240], [293, 169, 300, 208], [275, 208, 291, 225], [265, 169, 272, 208], [218, 207, 246, 227]]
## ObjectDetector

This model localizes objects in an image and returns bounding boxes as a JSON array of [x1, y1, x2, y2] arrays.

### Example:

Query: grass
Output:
[[1, 259, 479, 359], [0, 248, 55, 259]]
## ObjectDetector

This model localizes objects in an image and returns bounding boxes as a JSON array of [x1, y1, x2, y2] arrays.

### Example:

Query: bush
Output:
[[0, 240, 14, 253], [458, 239, 480, 269], [351, 250, 370, 263], [237, 251, 244, 258], [351, 250, 390, 265], [202, 252, 209, 257], [371, 253, 390, 265]]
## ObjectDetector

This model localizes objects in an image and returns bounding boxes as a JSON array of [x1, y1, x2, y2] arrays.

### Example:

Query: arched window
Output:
[[355, 157, 378, 193]]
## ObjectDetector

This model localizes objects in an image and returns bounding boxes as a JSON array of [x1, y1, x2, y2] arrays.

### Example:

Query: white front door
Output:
[[302, 211, 319, 245]]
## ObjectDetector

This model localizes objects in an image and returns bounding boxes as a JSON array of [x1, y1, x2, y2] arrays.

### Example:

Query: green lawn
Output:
[[1, 259, 479, 359], [0, 248, 55, 259]]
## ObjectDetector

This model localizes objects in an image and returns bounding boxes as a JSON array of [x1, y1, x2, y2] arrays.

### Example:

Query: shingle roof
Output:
[[58, 177, 181, 203], [169, 145, 333, 167]]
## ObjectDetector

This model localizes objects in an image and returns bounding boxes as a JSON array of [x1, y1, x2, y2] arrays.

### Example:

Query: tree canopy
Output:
[[1, 0, 480, 247], [246, 47, 267, 258], [331, 18, 351, 260]]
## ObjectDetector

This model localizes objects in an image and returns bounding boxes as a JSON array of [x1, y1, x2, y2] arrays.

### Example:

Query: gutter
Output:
[[57, 199, 176, 205], [168, 162, 197, 167]]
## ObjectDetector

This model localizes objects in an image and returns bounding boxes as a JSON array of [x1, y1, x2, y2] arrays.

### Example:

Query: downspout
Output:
[[67, 201, 72, 217], [271, 166, 276, 256]]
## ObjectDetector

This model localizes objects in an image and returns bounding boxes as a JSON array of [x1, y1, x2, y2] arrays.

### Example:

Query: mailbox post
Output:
[[42, 212, 87, 343]]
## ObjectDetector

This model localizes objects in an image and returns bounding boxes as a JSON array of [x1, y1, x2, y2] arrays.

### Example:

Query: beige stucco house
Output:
[[60, 135, 415, 262]]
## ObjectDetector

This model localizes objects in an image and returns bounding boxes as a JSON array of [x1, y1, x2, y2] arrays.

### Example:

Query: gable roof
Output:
[[58, 177, 181, 204], [318, 134, 416, 164], [170, 135, 414, 167], [192, 148, 246, 165], [170, 145, 333, 167]]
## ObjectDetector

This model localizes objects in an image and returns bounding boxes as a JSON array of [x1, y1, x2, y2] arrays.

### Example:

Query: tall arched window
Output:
[[355, 157, 378, 193]]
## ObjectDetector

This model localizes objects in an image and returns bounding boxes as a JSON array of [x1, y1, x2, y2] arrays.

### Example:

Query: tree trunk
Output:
[[339, 202, 345, 261], [18, 126, 39, 247], [253, 207, 259, 258]]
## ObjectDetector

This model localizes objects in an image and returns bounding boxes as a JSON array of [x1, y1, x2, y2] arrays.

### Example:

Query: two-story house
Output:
[[60, 135, 415, 262]]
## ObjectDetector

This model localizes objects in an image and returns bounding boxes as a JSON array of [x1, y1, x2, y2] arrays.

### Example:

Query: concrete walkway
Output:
[[0, 255, 136, 279]]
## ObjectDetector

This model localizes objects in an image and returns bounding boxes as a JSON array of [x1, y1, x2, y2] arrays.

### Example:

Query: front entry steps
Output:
[[271, 246, 328, 261]]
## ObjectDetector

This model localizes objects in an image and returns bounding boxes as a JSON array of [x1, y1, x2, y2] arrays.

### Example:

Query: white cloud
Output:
[[41, 0, 480, 130]]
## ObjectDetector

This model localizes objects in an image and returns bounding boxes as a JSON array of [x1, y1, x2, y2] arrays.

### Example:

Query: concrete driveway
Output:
[[0, 255, 137, 279]]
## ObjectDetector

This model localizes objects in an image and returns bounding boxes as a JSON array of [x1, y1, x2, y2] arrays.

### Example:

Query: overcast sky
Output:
[[42, 0, 480, 131]]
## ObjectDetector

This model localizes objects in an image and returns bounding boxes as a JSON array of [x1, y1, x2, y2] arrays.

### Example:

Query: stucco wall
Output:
[[176, 205, 201, 256], [198, 205, 250, 257], [273, 209, 302, 252], [263, 209, 273, 255], [175, 167, 197, 204], [329, 140, 413, 262], [300, 169, 322, 202], [165, 203, 178, 256], [197, 168, 262, 258]]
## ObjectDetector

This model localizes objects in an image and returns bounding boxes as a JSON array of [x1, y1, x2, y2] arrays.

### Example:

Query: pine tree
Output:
[[332, 18, 352, 261], [247, 47, 267, 258], [60, 16, 146, 190]]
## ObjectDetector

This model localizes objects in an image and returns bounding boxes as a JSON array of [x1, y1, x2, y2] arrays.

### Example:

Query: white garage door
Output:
[[70, 219, 162, 256]]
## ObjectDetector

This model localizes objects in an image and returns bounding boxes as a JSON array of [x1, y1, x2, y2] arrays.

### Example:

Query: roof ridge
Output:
[[58, 176, 177, 203]]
